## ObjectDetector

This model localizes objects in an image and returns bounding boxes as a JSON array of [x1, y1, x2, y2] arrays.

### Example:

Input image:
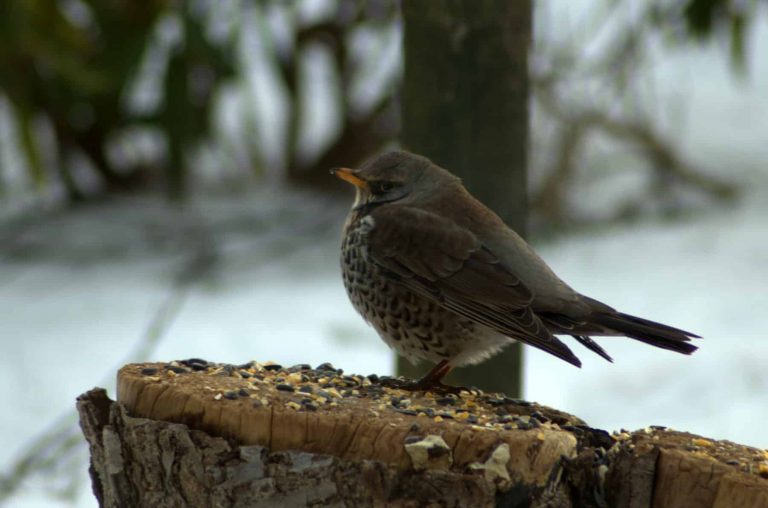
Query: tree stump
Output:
[[77, 360, 768, 507]]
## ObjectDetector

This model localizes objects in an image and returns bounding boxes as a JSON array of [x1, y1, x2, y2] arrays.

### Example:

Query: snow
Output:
[[2, 177, 767, 507], [527, 187, 768, 444]]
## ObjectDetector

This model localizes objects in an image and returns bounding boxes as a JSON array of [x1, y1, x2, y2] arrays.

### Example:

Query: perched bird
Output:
[[332, 150, 698, 388]]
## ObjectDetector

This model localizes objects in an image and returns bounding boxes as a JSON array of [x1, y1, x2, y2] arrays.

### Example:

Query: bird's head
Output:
[[331, 150, 460, 211]]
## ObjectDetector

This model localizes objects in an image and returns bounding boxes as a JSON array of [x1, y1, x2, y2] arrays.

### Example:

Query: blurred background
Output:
[[1, 0, 767, 506]]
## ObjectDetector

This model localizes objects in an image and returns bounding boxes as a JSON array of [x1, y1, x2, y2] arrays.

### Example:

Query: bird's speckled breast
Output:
[[340, 212, 508, 366]]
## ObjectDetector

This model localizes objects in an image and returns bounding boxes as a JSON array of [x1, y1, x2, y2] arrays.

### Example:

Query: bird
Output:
[[332, 150, 699, 389]]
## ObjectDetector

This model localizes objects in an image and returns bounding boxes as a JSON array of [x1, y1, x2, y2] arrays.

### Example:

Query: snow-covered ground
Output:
[[1, 175, 767, 507], [528, 186, 768, 444]]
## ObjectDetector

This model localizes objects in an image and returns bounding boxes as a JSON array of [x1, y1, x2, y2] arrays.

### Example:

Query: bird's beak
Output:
[[331, 167, 369, 190]]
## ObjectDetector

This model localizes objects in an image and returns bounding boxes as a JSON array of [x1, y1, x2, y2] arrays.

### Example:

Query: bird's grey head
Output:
[[331, 150, 460, 211]]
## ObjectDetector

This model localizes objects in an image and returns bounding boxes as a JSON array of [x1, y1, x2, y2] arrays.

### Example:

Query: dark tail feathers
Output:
[[572, 335, 614, 362], [593, 312, 699, 355]]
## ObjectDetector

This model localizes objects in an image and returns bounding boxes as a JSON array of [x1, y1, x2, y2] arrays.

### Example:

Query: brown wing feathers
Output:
[[368, 206, 583, 367]]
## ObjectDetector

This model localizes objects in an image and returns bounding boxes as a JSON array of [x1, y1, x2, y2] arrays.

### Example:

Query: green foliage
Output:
[[151, 3, 237, 198], [653, 0, 764, 74], [0, 0, 397, 202], [684, 0, 752, 72], [684, 0, 721, 37], [0, 0, 236, 200]]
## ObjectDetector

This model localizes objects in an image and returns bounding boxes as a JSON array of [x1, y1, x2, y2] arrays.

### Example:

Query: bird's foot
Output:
[[379, 376, 466, 395], [410, 379, 466, 395], [379, 360, 468, 394]]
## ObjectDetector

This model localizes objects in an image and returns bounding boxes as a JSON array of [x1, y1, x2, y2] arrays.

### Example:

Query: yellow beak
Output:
[[331, 167, 369, 190]]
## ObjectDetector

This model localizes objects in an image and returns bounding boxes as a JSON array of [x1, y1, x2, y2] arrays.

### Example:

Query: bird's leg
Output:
[[407, 359, 468, 394], [379, 360, 465, 394], [414, 359, 453, 388]]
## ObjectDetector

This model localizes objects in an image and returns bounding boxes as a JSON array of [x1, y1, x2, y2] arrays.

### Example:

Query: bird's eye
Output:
[[374, 182, 394, 194]]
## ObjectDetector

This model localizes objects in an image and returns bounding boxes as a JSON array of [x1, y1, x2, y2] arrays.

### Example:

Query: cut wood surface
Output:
[[76, 359, 768, 507]]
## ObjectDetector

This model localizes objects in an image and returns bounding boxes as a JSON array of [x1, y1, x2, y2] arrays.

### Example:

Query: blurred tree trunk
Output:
[[399, 0, 532, 397]]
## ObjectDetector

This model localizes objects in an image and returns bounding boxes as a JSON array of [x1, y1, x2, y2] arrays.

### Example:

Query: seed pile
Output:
[[136, 358, 584, 433]]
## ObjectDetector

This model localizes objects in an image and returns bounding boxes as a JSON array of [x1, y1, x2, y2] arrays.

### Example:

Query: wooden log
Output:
[[76, 360, 768, 507]]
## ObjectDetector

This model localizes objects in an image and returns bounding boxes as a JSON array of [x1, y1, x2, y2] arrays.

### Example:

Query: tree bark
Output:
[[399, 0, 532, 396], [77, 362, 768, 508], [78, 389, 501, 507]]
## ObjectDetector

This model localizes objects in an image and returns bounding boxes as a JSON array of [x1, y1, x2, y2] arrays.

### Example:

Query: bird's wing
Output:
[[367, 205, 582, 367]]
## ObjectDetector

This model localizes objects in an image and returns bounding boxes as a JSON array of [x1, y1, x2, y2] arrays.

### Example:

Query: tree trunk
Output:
[[77, 362, 768, 507], [399, 0, 532, 396]]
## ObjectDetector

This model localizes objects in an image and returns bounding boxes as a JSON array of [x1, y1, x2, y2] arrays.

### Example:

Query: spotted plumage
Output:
[[341, 214, 510, 367]]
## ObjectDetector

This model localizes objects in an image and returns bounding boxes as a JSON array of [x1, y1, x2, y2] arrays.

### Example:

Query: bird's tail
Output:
[[591, 311, 699, 355]]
